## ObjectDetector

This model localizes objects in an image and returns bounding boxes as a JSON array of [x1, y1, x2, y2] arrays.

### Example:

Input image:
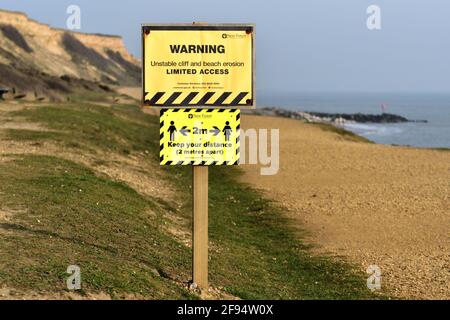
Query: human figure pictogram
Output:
[[168, 121, 177, 141], [222, 121, 232, 142]]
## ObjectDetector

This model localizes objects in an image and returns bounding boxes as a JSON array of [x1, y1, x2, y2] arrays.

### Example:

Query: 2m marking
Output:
[[193, 127, 208, 135]]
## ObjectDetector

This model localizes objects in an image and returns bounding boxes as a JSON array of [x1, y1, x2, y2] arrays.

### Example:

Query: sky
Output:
[[1, 0, 449, 94]]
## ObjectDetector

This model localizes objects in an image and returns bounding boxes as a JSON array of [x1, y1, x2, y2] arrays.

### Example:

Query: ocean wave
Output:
[[344, 123, 404, 137]]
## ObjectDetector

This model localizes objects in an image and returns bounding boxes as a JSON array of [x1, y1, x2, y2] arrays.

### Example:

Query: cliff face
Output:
[[0, 9, 140, 99]]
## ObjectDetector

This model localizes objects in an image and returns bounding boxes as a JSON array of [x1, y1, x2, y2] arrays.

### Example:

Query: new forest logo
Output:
[[222, 33, 246, 39]]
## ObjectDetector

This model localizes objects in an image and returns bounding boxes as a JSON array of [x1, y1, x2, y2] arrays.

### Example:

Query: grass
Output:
[[310, 122, 373, 144], [8, 103, 159, 155], [0, 100, 384, 299], [431, 147, 450, 152], [0, 155, 194, 299], [67, 90, 116, 103]]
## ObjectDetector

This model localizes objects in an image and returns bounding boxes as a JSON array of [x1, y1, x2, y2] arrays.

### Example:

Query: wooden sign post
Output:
[[192, 166, 209, 288], [142, 23, 255, 290]]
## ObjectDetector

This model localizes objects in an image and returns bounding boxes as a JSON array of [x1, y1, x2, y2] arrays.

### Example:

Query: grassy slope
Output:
[[0, 100, 383, 299], [0, 155, 193, 299], [308, 122, 374, 144]]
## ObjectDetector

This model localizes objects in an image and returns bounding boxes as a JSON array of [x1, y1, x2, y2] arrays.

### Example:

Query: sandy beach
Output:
[[240, 114, 449, 299]]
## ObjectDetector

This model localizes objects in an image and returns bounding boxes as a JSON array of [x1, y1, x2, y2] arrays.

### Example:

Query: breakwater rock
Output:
[[251, 107, 427, 124]]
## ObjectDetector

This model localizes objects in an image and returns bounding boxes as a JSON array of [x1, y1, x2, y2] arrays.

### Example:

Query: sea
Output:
[[259, 92, 450, 149]]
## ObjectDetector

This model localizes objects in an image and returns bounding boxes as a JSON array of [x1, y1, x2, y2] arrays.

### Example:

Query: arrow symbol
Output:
[[180, 126, 191, 136], [209, 126, 220, 136]]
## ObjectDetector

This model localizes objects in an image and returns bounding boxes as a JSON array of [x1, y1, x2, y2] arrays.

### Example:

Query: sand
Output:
[[240, 114, 449, 299]]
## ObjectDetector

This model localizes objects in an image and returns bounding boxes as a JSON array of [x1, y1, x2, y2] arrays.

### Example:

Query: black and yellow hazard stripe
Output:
[[145, 91, 251, 107], [161, 160, 240, 166], [160, 108, 240, 166]]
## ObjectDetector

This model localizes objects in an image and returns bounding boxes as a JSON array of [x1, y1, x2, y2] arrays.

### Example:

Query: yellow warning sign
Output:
[[160, 109, 240, 165], [143, 24, 254, 108]]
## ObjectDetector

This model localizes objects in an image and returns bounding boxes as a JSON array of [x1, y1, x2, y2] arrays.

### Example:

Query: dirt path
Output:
[[240, 115, 449, 299]]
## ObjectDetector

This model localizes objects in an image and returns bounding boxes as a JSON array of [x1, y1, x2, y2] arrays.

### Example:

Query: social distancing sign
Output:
[[143, 25, 254, 108], [160, 109, 240, 165], [143, 23, 255, 289]]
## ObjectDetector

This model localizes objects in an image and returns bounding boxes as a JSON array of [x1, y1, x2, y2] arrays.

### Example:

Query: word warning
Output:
[[160, 109, 240, 165], [142, 24, 255, 108]]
